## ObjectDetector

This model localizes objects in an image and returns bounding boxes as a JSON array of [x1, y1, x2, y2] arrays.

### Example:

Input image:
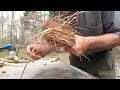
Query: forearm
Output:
[[86, 33, 120, 54]]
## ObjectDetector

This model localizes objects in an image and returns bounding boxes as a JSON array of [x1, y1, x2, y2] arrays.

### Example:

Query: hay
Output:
[[25, 11, 92, 62], [27, 11, 86, 49]]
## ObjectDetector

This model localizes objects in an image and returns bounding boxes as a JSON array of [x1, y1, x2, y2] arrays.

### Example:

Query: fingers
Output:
[[64, 38, 83, 57], [26, 44, 40, 55], [30, 53, 42, 60], [26, 44, 45, 60], [26, 45, 34, 55], [26, 44, 51, 60], [64, 46, 76, 55]]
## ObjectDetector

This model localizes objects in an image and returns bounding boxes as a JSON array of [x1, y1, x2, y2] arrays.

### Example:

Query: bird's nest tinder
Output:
[[27, 11, 86, 50]]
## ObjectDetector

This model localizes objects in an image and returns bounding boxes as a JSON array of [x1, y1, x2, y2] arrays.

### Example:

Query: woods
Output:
[[0, 11, 49, 46]]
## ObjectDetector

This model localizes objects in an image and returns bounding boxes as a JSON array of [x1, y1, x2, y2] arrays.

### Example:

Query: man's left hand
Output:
[[64, 34, 89, 57]]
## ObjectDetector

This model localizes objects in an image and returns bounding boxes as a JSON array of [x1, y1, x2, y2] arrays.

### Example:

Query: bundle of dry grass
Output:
[[25, 11, 92, 61], [42, 11, 87, 48], [27, 11, 86, 49]]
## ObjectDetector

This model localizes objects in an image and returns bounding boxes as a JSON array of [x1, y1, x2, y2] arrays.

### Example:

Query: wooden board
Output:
[[0, 58, 98, 79]]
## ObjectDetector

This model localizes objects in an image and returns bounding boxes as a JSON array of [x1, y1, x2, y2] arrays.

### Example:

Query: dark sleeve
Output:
[[101, 11, 120, 36]]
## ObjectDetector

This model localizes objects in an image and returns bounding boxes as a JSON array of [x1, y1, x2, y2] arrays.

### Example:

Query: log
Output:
[[0, 58, 30, 63]]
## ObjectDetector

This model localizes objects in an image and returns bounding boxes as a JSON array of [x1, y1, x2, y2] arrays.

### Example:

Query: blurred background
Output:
[[0, 11, 120, 78]]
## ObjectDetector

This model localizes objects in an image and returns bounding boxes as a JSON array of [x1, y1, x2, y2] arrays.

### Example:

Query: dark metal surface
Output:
[[0, 58, 98, 79]]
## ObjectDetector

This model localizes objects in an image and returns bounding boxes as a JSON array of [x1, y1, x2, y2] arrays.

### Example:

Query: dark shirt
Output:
[[49, 11, 120, 65], [49, 11, 120, 36]]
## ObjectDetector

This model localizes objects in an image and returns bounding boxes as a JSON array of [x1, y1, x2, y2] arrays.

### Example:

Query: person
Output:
[[26, 11, 120, 79]]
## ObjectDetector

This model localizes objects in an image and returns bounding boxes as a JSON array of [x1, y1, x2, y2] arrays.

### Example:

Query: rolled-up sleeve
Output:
[[101, 11, 120, 36]]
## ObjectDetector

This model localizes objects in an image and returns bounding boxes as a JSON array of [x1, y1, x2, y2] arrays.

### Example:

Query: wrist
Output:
[[84, 36, 97, 54], [82, 36, 91, 52], [84, 37, 92, 49]]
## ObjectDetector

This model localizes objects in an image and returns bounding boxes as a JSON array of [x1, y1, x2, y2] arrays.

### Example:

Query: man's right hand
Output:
[[26, 44, 54, 60]]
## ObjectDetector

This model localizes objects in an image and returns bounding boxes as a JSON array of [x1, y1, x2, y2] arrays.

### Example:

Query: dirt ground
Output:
[[113, 47, 120, 79]]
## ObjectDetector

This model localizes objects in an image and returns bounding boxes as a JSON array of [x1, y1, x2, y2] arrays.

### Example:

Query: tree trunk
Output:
[[7, 11, 10, 44], [10, 11, 14, 44], [44, 11, 45, 23], [1, 11, 4, 45]]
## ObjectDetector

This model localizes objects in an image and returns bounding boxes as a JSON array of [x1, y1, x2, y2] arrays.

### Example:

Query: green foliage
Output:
[[18, 48, 28, 57], [0, 50, 9, 58], [0, 49, 28, 58]]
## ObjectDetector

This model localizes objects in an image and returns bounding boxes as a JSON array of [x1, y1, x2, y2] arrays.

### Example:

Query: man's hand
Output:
[[64, 34, 89, 57], [64, 33, 120, 57], [27, 44, 54, 60]]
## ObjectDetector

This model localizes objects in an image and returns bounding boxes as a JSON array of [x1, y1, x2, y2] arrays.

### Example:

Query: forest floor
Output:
[[1, 47, 120, 79], [113, 47, 120, 79]]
